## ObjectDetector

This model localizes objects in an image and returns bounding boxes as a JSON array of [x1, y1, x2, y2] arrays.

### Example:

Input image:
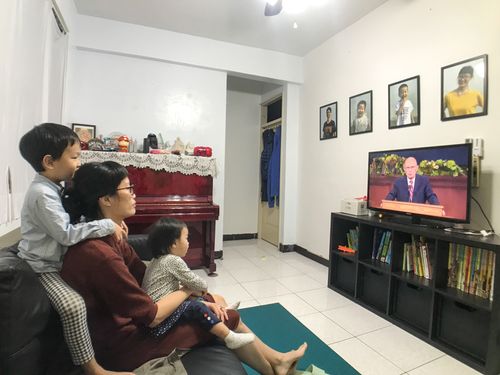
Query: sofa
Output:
[[0, 235, 246, 375]]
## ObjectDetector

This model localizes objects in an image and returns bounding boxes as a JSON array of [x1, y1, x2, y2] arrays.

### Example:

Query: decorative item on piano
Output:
[[118, 135, 130, 152], [194, 146, 213, 157], [102, 137, 119, 151], [88, 138, 104, 151]]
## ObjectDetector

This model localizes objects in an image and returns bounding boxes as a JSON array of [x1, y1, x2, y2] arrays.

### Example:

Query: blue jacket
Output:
[[385, 174, 439, 204], [260, 129, 274, 201]]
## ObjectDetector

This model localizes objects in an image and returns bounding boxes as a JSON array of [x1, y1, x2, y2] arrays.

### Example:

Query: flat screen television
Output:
[[367, 143, 472, 224]]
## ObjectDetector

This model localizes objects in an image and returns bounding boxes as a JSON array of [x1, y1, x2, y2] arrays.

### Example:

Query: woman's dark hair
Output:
[[147, 218, 187, 258], [19, 123, 80, 172], [63, 161, 128, 223]]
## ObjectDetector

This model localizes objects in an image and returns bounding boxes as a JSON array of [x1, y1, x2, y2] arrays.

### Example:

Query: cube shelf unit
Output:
[[328, 212, 500, 374]]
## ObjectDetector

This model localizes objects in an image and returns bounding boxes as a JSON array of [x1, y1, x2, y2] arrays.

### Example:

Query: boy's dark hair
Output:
[[63, 161, 128, 223], [398, 84, 409, 95], [19, 123, 80, 172], [147, 218, 187, 258]]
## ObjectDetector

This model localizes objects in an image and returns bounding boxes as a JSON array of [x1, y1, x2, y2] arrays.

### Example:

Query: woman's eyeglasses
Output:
[[116, 184, 135, 194]]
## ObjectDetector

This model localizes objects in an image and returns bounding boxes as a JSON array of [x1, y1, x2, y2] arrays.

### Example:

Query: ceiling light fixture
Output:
[[293, 21, 298, 29], [264, 0, 283, 16]]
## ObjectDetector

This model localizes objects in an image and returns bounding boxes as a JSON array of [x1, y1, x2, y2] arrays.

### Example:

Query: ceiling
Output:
[[73, 0, 389, 57]]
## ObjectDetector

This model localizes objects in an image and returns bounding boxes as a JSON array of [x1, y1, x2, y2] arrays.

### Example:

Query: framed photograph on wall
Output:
[[319, 101, 337, 140], [72, 123, 96, 143], [349, 90, 372, 136], [388, 75, 420, 129], [441, 54, 488, 121]]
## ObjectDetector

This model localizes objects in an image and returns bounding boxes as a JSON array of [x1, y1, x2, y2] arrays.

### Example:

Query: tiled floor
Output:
[[193, 239, 481, 375]]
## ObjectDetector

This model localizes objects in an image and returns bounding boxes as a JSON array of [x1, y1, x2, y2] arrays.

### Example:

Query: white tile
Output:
[[204, 272, 239, 290], [219, 249, 247, 260], [219, 257, 255, 270], [257, 294, 317, 317], [407, 355, 481, 375], [331, 338, 405, 375], [235, 246, 269, 258], [358, 325, 443, 372], [297, 288, 353, 311], [297, 312, 352, 344], [238, 299, 261, 309], [323, 304, 392, 336], [276, 274, 324, 292], [241, 279, 291, 299], [228, 265, 274, 282], [211, 283, 254, 303], [307, 266, 329, 284]]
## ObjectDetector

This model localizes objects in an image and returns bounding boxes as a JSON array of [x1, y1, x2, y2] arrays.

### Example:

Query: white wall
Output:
[[224, 90, 261, 234], [65, 49, 228, 250], [280, 83, 300, 245], [298, 0, 500, 259]]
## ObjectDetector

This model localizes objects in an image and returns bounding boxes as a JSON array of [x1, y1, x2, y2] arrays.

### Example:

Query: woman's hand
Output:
[[203, 301, 228, 322], [112, 222, 127, 242], [121, 221, 129, 237]]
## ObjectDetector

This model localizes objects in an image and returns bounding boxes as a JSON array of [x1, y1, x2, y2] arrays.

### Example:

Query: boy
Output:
[[352, 100, 370, 133], [17, 123, 132, 375], [395, 83, 415, 126]]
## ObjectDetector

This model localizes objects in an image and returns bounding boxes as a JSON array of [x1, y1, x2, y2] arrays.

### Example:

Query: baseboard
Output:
[[278, 243, 295, 253], [223, 233, 258, 241], [279, 243, 329, 267]]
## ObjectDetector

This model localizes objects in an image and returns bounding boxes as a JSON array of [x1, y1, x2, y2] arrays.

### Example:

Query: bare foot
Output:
[[272, 342, 308, 375]]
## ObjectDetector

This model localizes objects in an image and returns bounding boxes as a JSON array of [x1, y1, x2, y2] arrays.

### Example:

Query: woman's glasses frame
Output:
[[116, 184, 135, 194]]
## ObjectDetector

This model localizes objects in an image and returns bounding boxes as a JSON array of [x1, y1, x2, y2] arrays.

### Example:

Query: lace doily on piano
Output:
[[80, 151, 217, 176]]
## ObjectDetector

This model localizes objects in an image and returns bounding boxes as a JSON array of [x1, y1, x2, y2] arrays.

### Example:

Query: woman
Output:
[[443, 65, 484, 117], [61, 161, 306, 374]]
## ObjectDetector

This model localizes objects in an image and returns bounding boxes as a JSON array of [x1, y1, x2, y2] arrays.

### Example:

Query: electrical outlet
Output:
[[472, 155, 480, 188]]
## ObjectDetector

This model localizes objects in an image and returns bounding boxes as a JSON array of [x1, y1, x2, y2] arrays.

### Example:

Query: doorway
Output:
[[259, 96, 282, 246]]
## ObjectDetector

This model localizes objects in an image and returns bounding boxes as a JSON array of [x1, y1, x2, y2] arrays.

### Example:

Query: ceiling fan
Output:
[[264, 0, 283, 16]]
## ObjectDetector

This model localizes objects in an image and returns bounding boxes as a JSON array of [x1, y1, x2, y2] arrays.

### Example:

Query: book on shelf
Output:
[[446, 244, 496, 300], [380, 231, 392, 263], [346, 226, 359, 251], [402, 238, 432, 279]]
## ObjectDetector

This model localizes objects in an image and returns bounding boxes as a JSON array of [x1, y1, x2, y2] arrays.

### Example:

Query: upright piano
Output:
[[80, 151, 219, 273]]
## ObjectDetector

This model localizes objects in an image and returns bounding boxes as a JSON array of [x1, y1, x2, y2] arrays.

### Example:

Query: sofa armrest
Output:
[[0, 246, 60, 374]]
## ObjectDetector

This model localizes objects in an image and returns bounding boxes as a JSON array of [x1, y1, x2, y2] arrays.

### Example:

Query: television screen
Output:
[[367, 143, 472, 224]]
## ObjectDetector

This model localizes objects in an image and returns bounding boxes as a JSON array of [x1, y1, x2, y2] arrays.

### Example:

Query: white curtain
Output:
[[0, 0, 68, 229]]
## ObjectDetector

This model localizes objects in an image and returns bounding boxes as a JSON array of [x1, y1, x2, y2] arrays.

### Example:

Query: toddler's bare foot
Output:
[[272, 342, 307, 375]]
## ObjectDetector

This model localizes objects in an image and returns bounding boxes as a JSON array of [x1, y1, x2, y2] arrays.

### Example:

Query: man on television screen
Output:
[[385, 157, 440, 204]]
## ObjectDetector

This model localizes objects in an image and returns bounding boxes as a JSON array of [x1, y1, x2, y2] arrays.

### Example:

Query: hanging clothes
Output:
[[267, 126, 281, 208], [260, 129, 274, 202]]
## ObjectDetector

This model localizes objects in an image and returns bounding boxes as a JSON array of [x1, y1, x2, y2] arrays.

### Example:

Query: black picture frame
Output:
[[441, 54, 488, 121], [72, 123, 96, 142], [319, 101, 337, 140], [349, 90, 372, 136], [388, 75, 420, 129]]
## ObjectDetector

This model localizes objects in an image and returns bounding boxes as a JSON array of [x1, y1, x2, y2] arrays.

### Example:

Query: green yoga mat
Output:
[[239, 303, 359, 375]]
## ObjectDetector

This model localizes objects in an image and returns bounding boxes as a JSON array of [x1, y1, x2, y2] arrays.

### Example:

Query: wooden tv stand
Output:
[[329, 212, 500, 374]]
